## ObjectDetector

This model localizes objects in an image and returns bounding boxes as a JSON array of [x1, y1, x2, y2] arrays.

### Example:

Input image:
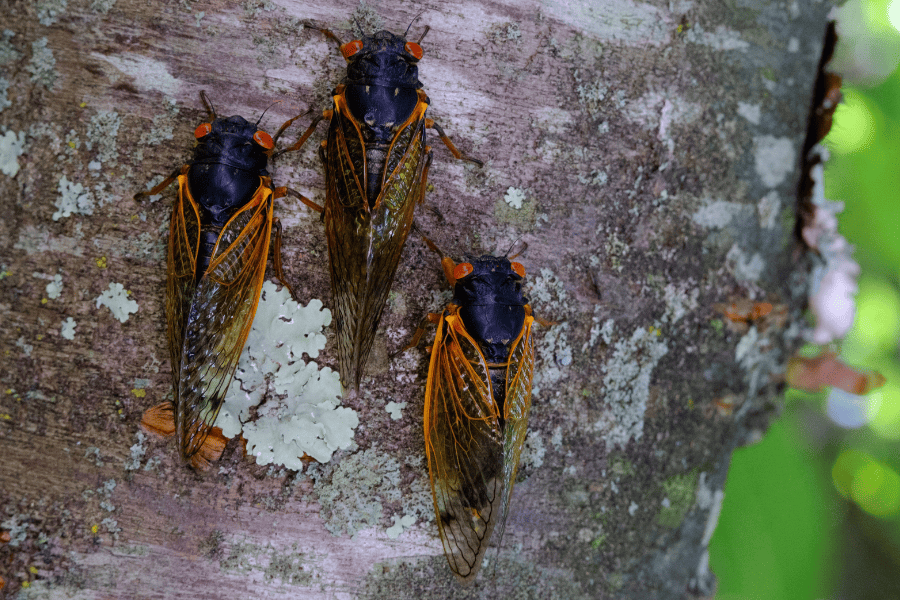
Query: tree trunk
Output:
[[0, 0, 832, 597]]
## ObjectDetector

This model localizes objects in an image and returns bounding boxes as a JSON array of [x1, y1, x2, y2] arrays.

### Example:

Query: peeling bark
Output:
[[0, 0, 832, 597]]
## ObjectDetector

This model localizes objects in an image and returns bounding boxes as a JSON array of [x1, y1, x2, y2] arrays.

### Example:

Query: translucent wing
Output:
[[169, 180, 273, 467], [496, 315, 535, 546], [424, 310, 503, 582], [167, 173, 200, 384], [323, 93, 429, 389]]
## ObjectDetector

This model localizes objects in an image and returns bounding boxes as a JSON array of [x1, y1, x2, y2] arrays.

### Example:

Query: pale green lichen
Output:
[[386, 514, 416, 539], [574, 69, 607, 117], [217, 282, 357, 467], [85, 110, 122, 164], [52, 175, 95, 220], [44, 273, 63, 299], [90, 0, 116, 13], [60, 317, 76, 340], [0, 77, 10, 111], [0, 129, 26, 177], [385, 401, 406, 420], [36, 0, 67, 26], [597, 325, 668, 449], [313, 447, 432, 538], [95, 282, 138, 323], [725, 243, 764, 282], [522, 429, 546, 469], [27, 37, 56, 89], [656, 469, 698, 528], [0, 30, 21, 64], [661, 282, 699, 325], [504, 186, 526, 209]]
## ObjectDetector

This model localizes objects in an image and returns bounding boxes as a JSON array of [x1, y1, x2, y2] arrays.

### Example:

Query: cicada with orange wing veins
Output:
[[135, 91, 311, 470], [282, 23, 483, 390], [398, 240, 546, 581]]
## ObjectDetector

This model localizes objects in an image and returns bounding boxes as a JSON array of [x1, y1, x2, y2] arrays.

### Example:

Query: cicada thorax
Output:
[[454, 256, 529, 416], [188, 115, 272, 279]]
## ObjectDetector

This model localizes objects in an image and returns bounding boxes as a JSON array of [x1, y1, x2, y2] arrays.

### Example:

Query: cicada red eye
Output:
[[404, 41, 423, 60], [341, 40, 364, 59], [253, 130, 274, 150], [194, 123, 212, 139], [511, 262, 526, 278], [453, 262, 474, 280]]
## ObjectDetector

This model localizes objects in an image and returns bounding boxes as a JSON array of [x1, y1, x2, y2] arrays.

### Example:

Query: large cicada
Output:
[[136, 92, 306, 469], [400, 242, 541, 581], [285, 24, 482, 390]]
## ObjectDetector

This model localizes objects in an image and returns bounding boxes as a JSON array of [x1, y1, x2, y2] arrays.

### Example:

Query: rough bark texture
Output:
[[0, 0, 831, 597]]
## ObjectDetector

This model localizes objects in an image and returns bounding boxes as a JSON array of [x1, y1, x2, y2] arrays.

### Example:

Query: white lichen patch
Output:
[[754, 135, 795, 188], [725, 244, 765, 283], [596, 325, 668, 449], [85, 110, 122, 165], [385, 401, 406, 420], [36, 0, 67, 26], [736, 102, 761, 125], [734, 326, 779, 394], [685, 24, 750, 51], [0, 129, 26, 177], [93, 53, 181, 96], [60, 317, 76, 340], [386, 514, 417, 539], [53, 175, 95, 220], [95, 282, 138, 323], [757, 191, 781, 229], [44, 273, 63, 299], [217, 282, 357, 467], [27, 38, 56, 89], [522, 429, 546, 469], [533, 321, 572, 396], [0, 77, 10, 112], [504, 186, 526, 209], [542, 0, 668, 47], [662, 282, 699, 324], [0, 30, 21, 65], [691, 199, 749, 229]]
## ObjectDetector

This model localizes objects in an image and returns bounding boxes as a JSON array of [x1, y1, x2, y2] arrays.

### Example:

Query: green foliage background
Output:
[[710, 4, 900, 598]]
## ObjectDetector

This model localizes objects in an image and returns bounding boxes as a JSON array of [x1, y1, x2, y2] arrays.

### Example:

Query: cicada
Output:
[[136, 92, 308, 469], [400, 242, 540, 581], [284, 24, 482, 390]]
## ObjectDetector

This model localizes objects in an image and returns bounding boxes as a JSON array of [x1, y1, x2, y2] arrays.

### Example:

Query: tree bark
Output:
[[0, 0, 832, 597]]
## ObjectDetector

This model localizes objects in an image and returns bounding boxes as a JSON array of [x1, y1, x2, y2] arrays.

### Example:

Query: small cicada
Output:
[[136, 92, 309, 469], [400, 241, 542, 581], [284, 23, 482, 390]]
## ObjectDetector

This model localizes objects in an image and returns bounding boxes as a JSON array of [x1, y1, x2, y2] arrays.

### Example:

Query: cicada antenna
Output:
[[405, 11, 426, 38], [199, 90, 217, 121], [304, 22, 345, 47], [417, 24, 431, 44], [255, 99, 283, 128], [504, 237, 527, 260]]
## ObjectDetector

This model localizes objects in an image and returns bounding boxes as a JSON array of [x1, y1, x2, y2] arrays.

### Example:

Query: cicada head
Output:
[[341, 29, 424, 91], [191, 115, 273, 175]]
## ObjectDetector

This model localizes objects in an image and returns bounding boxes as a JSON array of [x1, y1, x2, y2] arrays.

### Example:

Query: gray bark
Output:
[[0, 0, 831, 597]]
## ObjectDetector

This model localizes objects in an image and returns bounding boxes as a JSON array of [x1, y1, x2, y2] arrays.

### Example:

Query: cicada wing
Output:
[[425, 311, 503, 582], [496, 315, 535, 546], [174, 183, 274, 467], [323, 96, 428, 389], [166, 173, 201, 389]]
